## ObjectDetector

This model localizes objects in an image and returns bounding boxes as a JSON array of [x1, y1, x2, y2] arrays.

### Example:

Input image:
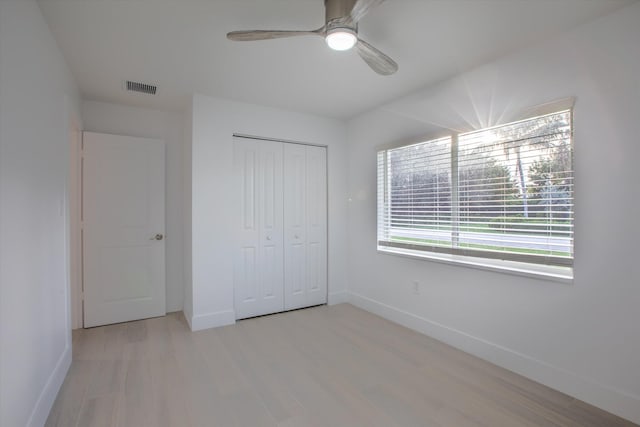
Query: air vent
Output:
[[125, 80, 157, 95]]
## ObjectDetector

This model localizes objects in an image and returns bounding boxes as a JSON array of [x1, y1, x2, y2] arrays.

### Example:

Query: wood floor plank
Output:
[[85, 360, 126, 399], [149, 356, 193, 427], [75, 393, 119, 427], [46, 305, 638, 427], [276, 414, 320, 427], [44, 361, 95, 427], [116, 360, 157, 427]]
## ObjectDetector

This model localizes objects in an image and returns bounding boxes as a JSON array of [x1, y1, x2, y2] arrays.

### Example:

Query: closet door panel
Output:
[[284, 144, 327, 310], [305, 145, 327, 306], [239, 247, 257, 303], [234, 140, 259, 317], [258, 141, 284, 312], [234, 138, 284, 319], [284, 144, 307, 310]]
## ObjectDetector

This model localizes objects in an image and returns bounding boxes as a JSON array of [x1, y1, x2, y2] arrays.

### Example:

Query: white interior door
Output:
[[82, 132, 166, 328], [234, 137, 284, 319], [284, 144, 327, 310]]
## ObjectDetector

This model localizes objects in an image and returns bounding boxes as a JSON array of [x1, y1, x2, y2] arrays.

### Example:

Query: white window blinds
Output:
[[377, 110, 573, 267]]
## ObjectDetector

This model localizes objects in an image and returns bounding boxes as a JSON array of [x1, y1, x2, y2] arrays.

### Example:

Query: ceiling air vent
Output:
[[125, 80, 157, 95]]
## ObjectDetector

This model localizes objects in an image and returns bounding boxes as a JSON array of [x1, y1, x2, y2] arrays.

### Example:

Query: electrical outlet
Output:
[[412, 281, 420, 295]]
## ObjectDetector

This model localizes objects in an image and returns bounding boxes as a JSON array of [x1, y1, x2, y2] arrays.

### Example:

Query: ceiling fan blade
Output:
[[356, 38, 397, 75], [348, 0, 386, 24], [227, 29, 323, 41]]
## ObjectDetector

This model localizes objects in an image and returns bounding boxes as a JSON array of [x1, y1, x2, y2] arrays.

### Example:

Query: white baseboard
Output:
[[348, 292, 640, 425], [182, 307, 194, 330], [189, 310, 235, 331], [328, 290, 349, 305], [26, 344, 71, 427]]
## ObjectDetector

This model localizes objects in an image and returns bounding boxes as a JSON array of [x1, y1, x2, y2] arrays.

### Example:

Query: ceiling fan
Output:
[[227, 0, 398, 76]]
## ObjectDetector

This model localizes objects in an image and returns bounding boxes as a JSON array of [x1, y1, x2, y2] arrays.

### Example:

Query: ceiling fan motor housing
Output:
[[325, 0, 358, 31]]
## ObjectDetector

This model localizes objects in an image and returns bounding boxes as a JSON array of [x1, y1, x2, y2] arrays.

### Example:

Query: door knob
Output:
[[150, 233, 164, 241], [266, 235, 272, 241], [294, 234, 300, 239]]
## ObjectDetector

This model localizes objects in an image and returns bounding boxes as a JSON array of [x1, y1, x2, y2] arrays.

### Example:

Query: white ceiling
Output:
[[39, 0, 635, 119]]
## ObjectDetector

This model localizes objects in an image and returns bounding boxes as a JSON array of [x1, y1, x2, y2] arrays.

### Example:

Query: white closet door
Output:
[[284, 144, 327, 310], [233, 138, 284, 319]]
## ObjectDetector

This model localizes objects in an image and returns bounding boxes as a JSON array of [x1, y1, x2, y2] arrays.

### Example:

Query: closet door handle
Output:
[[266, 235, 272, 241]]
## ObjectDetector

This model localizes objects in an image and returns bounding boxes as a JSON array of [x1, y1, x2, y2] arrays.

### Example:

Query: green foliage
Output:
[[527, 143, 573, 219], [459, 157, 516, 216]]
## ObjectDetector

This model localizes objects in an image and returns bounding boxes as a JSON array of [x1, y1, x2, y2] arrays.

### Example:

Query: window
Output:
[[377, 109, 573, 274]]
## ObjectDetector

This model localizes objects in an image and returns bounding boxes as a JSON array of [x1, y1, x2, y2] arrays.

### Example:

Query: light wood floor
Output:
[[46, 304, 636, 427]]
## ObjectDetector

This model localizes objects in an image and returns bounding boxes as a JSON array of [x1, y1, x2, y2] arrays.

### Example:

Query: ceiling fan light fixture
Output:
[[227, 0, 398, 75], [325, 27, 357, 51]]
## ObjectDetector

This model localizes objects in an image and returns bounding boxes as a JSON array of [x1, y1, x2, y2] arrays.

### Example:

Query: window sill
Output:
[[377, 246, 573, 284]]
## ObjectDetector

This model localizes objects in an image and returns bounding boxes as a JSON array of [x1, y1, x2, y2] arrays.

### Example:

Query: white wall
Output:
[[188, 94, 349, 330], [81, 100, 185, 312], [346, 3, 640, 424], [0, 1, 81, 426]]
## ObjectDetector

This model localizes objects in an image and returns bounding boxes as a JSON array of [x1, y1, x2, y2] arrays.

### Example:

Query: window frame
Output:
[[376, 99, 575, 281]]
